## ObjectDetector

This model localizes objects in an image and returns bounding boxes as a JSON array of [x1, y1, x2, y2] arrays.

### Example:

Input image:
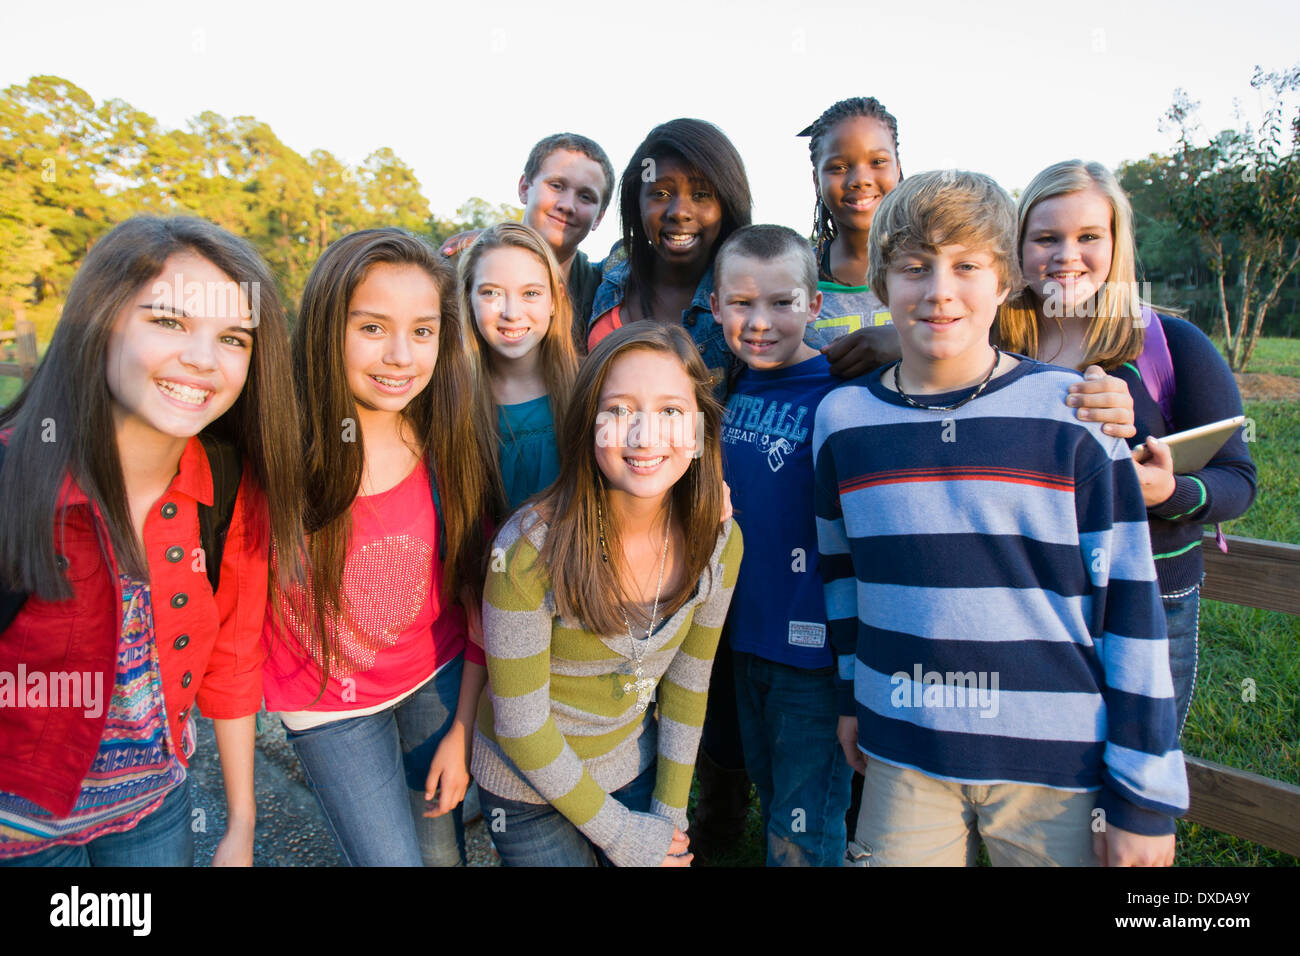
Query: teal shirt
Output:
[[497, 396, 560, 512]]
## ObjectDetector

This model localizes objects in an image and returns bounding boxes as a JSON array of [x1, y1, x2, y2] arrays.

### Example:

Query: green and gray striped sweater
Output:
[[472, 510, 742, 867]]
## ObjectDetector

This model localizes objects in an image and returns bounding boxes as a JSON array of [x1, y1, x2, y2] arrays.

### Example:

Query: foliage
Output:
[[0, 75, 521, 337], [1160, 64, 1300, 371]]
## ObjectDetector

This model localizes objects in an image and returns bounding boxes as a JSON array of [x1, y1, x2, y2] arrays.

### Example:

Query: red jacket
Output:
[[0, 436, 269, 817]]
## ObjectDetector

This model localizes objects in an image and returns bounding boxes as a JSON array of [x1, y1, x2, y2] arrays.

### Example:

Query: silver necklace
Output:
[[893, 347, 1001, 412], [598, 497, 671, 713]]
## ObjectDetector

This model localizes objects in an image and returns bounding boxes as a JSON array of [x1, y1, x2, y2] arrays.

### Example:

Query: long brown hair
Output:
[[535, 323, 725, 636], [0, 216, 301, 600], [998, 160, 1146, 370], [290, 228, 494, 680], [459, 222, 578, 518]]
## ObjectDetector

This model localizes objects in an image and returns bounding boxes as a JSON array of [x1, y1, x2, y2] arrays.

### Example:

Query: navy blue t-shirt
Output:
[[721, 354, 839, 668]]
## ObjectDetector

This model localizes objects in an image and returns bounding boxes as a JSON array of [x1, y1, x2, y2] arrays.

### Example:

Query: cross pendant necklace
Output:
[[623, 669, 657, 713]]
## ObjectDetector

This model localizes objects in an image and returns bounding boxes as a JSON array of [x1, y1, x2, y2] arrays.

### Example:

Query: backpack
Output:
[[1133, 309, 1229, 553], [0, 434, 241, 634], [1135, 307, 1176, 428]]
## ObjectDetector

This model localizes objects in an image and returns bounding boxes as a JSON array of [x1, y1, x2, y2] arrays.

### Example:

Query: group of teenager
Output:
[[0, 96, 1257, 868]]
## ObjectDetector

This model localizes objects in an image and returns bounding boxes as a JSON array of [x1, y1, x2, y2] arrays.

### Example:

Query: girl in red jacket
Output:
[[0, 217, 301, 866]]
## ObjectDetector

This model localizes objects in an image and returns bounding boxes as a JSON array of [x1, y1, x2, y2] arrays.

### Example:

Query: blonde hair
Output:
[[867, 170, 1020, 304], [459, 221, 578, 518], [998, 160, 1146, 369]]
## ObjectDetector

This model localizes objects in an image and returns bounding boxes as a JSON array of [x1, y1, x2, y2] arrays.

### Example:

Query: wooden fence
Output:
[[1187, 531, 1300, 857], [0, 320, 38, 385]]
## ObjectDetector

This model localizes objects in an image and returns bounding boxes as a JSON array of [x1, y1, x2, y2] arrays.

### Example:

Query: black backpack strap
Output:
[[0, 441, 29, 634], [197, 434, 242, 593]]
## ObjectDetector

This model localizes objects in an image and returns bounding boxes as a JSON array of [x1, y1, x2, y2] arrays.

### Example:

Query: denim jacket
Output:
[[589, 259, 735, 401]]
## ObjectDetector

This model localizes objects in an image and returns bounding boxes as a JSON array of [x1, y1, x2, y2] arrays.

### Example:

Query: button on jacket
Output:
[[0, 436, 270, 817]]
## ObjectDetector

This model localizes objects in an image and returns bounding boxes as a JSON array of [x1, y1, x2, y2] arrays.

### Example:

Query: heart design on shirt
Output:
[[280, 534, 433, 678]]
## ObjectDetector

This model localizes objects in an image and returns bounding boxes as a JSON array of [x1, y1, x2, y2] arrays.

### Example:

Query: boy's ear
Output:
[[709, 291, 721, 322], [995, 283, 1011, 307], [807, 288, 823, 320], [517, 173, 532, 205], [591, 205, 607, 232]]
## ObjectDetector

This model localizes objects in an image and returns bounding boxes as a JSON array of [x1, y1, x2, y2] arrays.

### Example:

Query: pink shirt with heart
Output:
[[262, 463, 476, 712]]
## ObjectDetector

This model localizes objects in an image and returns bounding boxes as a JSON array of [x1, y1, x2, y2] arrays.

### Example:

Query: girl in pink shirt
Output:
[[263, 229, 496, 866]]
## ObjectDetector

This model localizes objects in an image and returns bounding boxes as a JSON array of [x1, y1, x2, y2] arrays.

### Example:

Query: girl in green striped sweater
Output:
[[472, 324, 742, 867]]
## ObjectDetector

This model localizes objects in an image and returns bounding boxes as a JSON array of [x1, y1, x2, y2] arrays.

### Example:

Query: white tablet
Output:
[[1136, 416, 1246, 474]]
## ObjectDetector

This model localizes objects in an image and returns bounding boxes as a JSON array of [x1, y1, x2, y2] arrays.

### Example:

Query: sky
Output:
[[5, 0, 1298, 258]]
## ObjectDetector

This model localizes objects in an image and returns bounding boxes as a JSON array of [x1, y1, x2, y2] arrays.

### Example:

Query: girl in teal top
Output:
[[496, 395, 559, 512], [460, 223, 579, 518]]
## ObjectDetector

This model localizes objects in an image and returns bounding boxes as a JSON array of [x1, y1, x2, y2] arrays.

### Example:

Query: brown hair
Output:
[[714, 223, 818, 296], [459, 222, 579, 519], [522, 133, 617, 217], [535, 323, 725, 636], [997, 160, 1146, 370], [868, 169, 1020, 303], [290, 228, 494, 682], [0, 216, 301, 600]]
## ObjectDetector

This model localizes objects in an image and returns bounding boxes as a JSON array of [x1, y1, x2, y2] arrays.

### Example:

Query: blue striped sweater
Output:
[[812, 357, 1188, 836]]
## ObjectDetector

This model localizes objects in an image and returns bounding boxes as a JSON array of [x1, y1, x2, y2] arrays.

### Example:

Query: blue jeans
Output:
[[285, 655, 466, 867], [1163, 583, 1201, 736], [733, 651, 852, 867], [479, 762, 656, 867], [1, 778, 194, 867]]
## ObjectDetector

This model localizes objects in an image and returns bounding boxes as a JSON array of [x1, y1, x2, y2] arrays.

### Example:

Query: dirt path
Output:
[[1234, 373, 1300, 402]]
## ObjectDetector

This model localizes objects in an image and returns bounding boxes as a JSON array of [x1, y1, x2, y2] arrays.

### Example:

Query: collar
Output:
[[590, 258, 630, 326], [589, 260, 717, 327], [56, 435, 214, 508]]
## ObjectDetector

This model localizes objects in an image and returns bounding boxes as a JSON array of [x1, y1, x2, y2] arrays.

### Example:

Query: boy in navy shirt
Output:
[[814, 171, 1186, 866], [711, 224, 852, 866]]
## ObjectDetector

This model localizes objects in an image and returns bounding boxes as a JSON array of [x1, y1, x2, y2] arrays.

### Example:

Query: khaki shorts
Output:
[[847, 757, 1099, 867]]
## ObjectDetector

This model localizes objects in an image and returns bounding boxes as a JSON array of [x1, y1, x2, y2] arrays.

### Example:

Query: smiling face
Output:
[[885, 242, 1009, 369], [816, 115, 901, 236], [471, 246, 553, 363], [594, 349, 699, 505], [519, 149, 608, 263], [640, 155, 723, 273], [1021, 187, 1115, 318], [105, 252, 254, 444], [712, 252, 821, 371], [343, 263, 441, 414]]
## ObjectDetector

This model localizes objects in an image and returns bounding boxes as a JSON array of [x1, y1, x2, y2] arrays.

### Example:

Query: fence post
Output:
[[15, 319, 37, 384]]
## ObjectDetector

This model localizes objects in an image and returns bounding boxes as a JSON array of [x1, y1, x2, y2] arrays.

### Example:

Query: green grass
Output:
[[1176, 396, 1300, 866], [0, 376, 21, 407], [1233, 336, 1300, 377]]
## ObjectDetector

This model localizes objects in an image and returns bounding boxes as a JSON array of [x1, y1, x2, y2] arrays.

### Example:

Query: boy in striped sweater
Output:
[[813, 170, 1187, 867]]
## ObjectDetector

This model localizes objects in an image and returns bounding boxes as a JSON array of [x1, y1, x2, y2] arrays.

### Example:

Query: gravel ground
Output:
[[189, 712, 499, 867]]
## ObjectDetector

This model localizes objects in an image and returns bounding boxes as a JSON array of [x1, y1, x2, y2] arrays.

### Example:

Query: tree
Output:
[[1162, 65, 1300, 371], [0, 75, 532, 345]]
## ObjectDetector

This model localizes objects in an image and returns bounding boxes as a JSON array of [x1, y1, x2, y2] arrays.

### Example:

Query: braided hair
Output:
[[800, 97, 901, 265]]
